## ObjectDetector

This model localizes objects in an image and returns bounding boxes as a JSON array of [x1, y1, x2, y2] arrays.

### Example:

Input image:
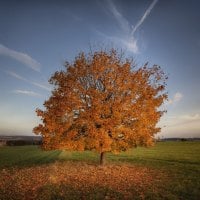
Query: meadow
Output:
[[0, 141, 199, 199]]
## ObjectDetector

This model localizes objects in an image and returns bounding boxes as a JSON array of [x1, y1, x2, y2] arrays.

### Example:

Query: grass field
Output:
[[0, 141, 200, 199]]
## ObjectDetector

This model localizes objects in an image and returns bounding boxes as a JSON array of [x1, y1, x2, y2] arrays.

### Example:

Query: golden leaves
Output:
[[33, 49, 167, 155], [0, 162, 167, 199]]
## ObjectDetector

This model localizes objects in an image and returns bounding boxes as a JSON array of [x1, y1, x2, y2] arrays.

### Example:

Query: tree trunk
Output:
[[100, 152, 105, 165]]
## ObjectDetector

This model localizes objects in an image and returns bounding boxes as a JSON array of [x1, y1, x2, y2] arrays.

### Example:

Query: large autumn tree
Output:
[[33, 49, 167, 164]]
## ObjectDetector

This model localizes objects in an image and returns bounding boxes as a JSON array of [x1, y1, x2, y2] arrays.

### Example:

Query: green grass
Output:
[[0, 141, 200, 199], [108, 141, 200, 166], [108, 142, 200, 200], [0, 141, 199, 168]]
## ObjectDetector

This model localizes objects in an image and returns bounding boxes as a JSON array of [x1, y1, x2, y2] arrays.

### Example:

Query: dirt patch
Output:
[[0, 162, 167, 199]]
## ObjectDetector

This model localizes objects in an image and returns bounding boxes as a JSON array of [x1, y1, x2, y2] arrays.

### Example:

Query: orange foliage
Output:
[[33, 49, 167, 157], [0, 162, 168, 199]]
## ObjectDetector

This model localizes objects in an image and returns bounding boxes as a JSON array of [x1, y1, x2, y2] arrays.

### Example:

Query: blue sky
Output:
[[0, 0, 200, 138]]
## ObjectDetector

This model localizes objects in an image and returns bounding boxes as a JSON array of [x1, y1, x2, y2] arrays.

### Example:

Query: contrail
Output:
[[131, 0, 158, 35], [105, 0, 158, 53]]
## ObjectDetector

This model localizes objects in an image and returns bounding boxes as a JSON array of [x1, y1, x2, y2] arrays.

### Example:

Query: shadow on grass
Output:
[[1, 150, 62, 169], [0, 146, 101, 169]]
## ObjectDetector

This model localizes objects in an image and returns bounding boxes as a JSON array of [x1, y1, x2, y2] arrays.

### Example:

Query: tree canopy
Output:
[[33, 49, 167, 164]]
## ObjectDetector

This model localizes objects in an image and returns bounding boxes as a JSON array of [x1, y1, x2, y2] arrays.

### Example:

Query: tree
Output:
[[33, 49, 167, 165]]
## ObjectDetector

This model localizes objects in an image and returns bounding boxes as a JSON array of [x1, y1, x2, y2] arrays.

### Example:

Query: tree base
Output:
[[100, 152, 105, 165]]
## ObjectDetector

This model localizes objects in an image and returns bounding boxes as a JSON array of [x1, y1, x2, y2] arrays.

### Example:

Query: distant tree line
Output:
[[0, 140, 42, 146], [156, 137, 200, 142]]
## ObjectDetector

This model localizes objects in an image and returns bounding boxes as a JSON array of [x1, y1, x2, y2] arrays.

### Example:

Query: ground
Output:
[[0, 162, 167, 200], [0, 141, 199, 199]]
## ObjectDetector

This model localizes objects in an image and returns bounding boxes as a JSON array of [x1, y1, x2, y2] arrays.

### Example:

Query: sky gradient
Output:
[[0, 0, 200, 138]]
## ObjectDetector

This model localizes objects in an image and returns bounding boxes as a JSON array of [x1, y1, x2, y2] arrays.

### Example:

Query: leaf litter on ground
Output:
[[0, 161, 169, 200]]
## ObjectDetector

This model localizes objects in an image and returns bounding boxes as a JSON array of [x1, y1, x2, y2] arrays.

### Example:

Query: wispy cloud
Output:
[[107, 0, 130, 33], [106, 0, 138, 53], [167, 92, 183, 105], [31, 82, 51, 91], [180, 114, 200, 121], [174, 92, 183, 102], [103, 0, 159, 53], [94, 30, 138, 53], [6, 71, 27, 81], [6, 70, 51, 91], [0, 44, 41, 72], [13, 90, 42, 97]]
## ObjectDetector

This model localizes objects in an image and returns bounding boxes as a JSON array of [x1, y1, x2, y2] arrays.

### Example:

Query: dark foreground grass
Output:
[[0, 141, 200, 199]]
